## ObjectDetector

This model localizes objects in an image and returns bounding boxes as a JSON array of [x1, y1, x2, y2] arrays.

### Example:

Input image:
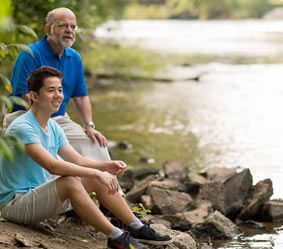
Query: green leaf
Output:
[[6, 134, 25, 154], [9, 96, 28, 109], [7, 43, 34, 59], [0, 136, 14, 161], [0, 96, 13, 112], [0, 73, 12, 92], [16, 25, 37, 39]]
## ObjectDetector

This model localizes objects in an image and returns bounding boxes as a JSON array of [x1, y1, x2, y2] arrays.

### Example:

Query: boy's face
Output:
[[35, 76, 63, 113]]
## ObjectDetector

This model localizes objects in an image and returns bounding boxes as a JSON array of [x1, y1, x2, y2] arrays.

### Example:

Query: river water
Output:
[[92, 20, 283, 248]]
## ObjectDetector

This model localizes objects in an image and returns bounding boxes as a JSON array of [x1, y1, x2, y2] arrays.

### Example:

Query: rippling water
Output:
[[92, 19, 283, 248]]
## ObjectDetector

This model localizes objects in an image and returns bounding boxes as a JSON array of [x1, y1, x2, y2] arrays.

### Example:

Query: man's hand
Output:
[[105, 160, 127, 176], [85, 126, 108, 147]]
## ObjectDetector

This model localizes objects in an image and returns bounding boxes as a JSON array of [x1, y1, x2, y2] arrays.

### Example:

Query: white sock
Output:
[[108, 227, 123, 240], [128, 218, 144, 230]]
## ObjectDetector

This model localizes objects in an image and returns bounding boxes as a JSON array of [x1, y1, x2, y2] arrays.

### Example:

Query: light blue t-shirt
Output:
[[0, 110, 69, 209]]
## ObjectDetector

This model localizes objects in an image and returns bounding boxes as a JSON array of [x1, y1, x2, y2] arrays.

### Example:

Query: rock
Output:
[[185, 173, 209, 196], [206, 167, 237, 183], [140, 195, 153, 210], [146, 187, 194, 215], [126, 175, 159, 203], [132, 167, 159, 180], [118, 168, 135, 192], [117, 141, 132, 150], [223, 168, 253, 218], [192, 211, 241, 239], [161, 213, 192, 231], [15, 233, 33, 247], [163, 160, 189, 180], [238, 179, 273, 220], [262, 200, 283, 222], [150, 223, 198, 249], [139, 157, 155, 164], [149, 179, 187, 192], [198, 182, 225, 214]]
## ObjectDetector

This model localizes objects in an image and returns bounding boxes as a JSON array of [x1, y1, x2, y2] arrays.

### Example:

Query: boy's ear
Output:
[[30, 91, 39, 103]]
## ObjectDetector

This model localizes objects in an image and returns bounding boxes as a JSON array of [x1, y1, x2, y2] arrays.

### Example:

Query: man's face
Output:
[[50, 12, 77, 49], [36, 77, 64, 113]]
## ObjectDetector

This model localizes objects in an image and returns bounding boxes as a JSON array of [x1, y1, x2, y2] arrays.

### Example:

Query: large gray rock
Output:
[[223, 168, 253, 218], [206, 167, 237, 183], [262, 200, 283, 222], [126, 175, 159, 203], [185, 173, 209, 196], [163, 160, 189, 181], [238, 179, 273, 220], [192, 211, 241, 239], [149, 179, 187, 192], [146, 187, 194, 215], [198, 182, 225, 214], [150, 223, 198, 249]]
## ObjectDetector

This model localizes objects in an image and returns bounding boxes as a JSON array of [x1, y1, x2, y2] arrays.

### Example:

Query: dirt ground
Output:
[[0, 213, 108, 249]]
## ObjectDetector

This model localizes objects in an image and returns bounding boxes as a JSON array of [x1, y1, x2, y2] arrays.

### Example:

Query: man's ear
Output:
[[45, 23, 51, 36]]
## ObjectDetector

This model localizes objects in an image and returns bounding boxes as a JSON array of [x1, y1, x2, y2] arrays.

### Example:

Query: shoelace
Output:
[[122, 231, 141, 247], [143, 220, 159, 237]]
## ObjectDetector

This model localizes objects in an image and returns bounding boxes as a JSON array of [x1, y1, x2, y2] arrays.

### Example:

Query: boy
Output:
[[0, 66, 172, 249]]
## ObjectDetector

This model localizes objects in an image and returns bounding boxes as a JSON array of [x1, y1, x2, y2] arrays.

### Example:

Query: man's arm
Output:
[[72, 96, 108, 147], [25, 143, 120, 193]]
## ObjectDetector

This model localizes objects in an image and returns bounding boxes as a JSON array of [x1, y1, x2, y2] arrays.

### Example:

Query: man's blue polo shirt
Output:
[[10, 35, 88, 117]]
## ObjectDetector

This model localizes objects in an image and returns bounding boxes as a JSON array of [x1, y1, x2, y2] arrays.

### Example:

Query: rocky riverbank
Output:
[[1, 162, 283, 249]]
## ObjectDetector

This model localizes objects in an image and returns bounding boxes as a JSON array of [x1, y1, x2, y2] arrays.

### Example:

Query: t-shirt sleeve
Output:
[[11, 50, 38, 96], [72, 53, 88, 97], [51, 120, 69, 148], [8, 124, 40, 145]]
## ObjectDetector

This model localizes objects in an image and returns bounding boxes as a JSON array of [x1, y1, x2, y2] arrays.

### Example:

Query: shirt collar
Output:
[[41, 35, 72, 57]]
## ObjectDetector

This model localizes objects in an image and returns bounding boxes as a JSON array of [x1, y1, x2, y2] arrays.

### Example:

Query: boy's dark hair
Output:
[[27, 66, 63, 93]]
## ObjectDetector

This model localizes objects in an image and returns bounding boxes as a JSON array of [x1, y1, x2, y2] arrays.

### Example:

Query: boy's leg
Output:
[[1, 176, 71, 225], [56, 176, 115, 235]]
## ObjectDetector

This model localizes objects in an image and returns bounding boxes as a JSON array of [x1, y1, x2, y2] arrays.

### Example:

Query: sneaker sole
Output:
[[136, 238, 173, 246]]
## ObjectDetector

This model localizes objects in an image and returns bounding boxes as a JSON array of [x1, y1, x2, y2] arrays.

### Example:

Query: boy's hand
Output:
[[96, 171, 119, 194], [105, 160, 127, 176]]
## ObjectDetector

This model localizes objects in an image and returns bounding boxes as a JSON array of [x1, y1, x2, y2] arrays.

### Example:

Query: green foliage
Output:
[[11, 0, 134, 39], [82, 41, 164, 78], [0, 0, 33, 161], [132, 203, 151, 217], [124, 0, 283, 19]]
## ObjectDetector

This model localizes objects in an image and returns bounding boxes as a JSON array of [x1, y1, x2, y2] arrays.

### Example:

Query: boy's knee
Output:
[[57, 176, 83, 192]]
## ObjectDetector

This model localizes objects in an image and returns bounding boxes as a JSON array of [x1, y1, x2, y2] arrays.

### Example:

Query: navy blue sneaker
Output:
[[107, 231, 147, 249], [128, 220, 173, 246]]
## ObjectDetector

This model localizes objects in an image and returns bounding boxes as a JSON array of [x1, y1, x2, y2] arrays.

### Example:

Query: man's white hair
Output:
[[46, 7, 75, 24]]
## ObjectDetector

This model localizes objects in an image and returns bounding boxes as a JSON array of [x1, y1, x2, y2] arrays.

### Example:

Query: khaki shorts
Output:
[[1, 177, 71, 225]]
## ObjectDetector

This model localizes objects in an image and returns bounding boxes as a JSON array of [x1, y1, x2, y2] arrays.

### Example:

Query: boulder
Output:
[[206, 167, 237, 183], [185, 173, 209, 196], [149, 179, 187, 192], [126, 175, 159, 203], [223, 168, 253, 218], [163, 160, 189, 181], [198, 182, 225, 214], [238, 179, 273, 220], [150, 223, 198, 249], [262, 200, 283, 222], [146, 187, 194, 215], [192, 211, 241, 239]]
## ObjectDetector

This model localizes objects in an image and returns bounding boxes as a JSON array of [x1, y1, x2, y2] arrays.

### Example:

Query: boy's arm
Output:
[[58, 143, 126, 176], [25, 143, 120, 193]]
